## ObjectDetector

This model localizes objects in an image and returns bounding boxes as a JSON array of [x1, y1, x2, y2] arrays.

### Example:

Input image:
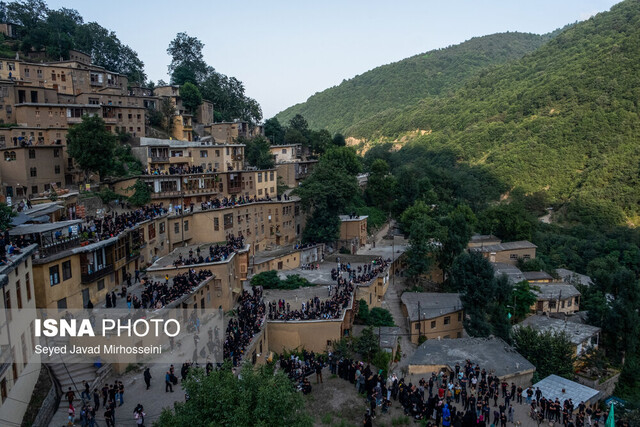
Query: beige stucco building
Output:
[[472, 240, 537, 265], [339, 215, 368, 251], [401, 292, 464, 344], [0, 245, 42, 426]]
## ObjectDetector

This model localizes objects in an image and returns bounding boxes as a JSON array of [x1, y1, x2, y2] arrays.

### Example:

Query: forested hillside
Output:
[[276, 32, 551, 134], [348, 0, 640, 219]]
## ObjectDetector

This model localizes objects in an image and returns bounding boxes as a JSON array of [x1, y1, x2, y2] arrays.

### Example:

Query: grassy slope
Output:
[[275, 32, 550, 134]]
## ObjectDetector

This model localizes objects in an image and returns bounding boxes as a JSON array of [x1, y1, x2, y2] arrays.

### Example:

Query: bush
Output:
[[368, 307, 395, 327], [372, 350, 392, 379], [250, 270, 313, 290], [355, 299, 370, 324], [418, 335, 427, 345]]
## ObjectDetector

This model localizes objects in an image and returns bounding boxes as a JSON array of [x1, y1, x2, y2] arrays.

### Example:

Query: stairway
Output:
[[47, 361, 99, 410]]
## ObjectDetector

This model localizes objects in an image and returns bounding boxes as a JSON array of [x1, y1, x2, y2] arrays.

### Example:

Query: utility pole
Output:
[[417, 300, 421, 343]]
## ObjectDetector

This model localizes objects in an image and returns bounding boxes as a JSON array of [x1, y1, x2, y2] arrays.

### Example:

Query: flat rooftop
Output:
[[492, 262, 526, 284], [516, 315, 600, 345], [408, 337, 535, 378], [533, 283, 581, 300], [339, 215, 368, 222], [252, 244, 322, 265], [472, 240, 537, 253], [401, 292, 463, 322], [555, 268, 593, 287], [274, 253, 391, 286], [262, 284, 335, 311], [523, 374, 600, 404]]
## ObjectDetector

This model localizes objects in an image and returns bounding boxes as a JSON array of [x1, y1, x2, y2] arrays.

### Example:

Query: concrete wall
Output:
[[267, 319, 344, 354]]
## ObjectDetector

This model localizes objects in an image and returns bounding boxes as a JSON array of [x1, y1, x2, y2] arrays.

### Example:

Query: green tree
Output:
[[368, 308, 395, 327], [308, 129, 332, 155], [332, 133, 346, 147], [356, 299, 370, 324], [159, 97, 175, 134], [513, 326, 575, 382], [356, 327, 380, 361], [294, 156, 359, 243], [321, 146, 361, 176], [166, 32, 209, 81], [405, 215, 443, 283], [288, 114, 310, 139], [0, 203, 15, 232], [155, 363, 312, 427], [284, 128, 307, 146], [66, 115, 116, 181], [171, 63, 198, 86], [365, 159, 396, 212], [128, 179, 151, 207], [243, 136, 275, 170], [511, 280, 538, 321], [264, 117, 285, 144], [478, 202, 537, 241], [437, 204, 476, 279], [180, 82, 202, 116], [449, 251, 497, 337]]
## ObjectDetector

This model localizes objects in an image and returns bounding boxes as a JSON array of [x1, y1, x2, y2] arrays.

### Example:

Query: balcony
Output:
[[150, 155, 169, 162], [38, 236, 81, 258], [81, 264, 114, 284], [232, 154, 243, 161], [169, 156, 190, 164]]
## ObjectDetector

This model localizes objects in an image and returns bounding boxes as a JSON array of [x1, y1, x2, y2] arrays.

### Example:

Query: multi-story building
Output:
[[132, 137, 244, 173], [471, 240, 537, 265], [153, 85, 193, 141], [207, 121, 263, 143], [270, 144, 302, 163], [401, 292, 464, 344], [275, 159, 317, 188], [0, 145, 65, 199], [0, 244, 41, 426]]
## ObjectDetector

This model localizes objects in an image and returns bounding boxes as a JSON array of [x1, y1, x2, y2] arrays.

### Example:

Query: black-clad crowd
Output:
[[223, 287, 265, 366], [138, 270, 213, 310], [173, 234, 245, 266]]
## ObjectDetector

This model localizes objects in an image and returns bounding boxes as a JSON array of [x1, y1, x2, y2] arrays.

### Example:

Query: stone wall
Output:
[[575, 371, 620, 399]]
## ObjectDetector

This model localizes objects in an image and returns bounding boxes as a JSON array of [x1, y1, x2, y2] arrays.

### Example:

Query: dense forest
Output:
[[350, 0, 640, 220], [276, 31, 555, 134]]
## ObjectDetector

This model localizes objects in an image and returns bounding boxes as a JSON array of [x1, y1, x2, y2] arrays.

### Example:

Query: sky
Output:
[[45, 0, 621, 119]]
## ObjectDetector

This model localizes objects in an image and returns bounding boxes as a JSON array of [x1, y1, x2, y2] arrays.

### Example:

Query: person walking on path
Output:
[[144, 367, 152, 390]]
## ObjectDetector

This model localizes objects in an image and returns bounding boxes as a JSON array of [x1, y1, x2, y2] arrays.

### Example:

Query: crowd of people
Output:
[[145, 165, 207, 175], [334, 357, 612, 427], [199, 195, 273, 211], [173, 235, 245, 267], [64, 379, 138, 427], [86, 204, 168, 241], [266, 257, 390, 322], [223, 286, 265, 366], [137, 270, 213, 310]]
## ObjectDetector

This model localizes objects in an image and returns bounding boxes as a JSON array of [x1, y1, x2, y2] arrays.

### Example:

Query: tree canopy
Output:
[[155, 363, 312, 427]]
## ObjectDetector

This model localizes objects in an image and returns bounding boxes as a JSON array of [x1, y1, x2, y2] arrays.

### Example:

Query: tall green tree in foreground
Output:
[[155, 364, 312, 427], [243, 136, 275, 170], [0, 203, 15, 231], [67, 115, 116, 181]]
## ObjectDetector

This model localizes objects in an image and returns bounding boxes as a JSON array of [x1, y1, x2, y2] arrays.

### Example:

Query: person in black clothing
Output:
[[143, 367, 152, 390]]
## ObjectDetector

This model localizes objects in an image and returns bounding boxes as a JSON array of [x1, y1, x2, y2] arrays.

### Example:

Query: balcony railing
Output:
[[150, 155, 169, 162], [38, 236, 81, 258], [81, 264, 114, 284]]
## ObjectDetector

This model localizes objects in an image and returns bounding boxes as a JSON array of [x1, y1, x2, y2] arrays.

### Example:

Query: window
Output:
[[57, 298, 67, 310], [4, 290, 10, 321], [148, 223, 156, 240], [444, 316, 451, 325], [31, 185, 38, 194], [270, 171, 274, 181], [224, 213, 233, 229], [568, 299, 572, 307], [62, 260, 72, 281], [53, 148, 60, 157], [200, 150, 208, 158], [97, 279, 105, 291], [174, 222, 180, 234], [28, 149, 35, 159], [457, 312, 462, 322], [214, 217, 219, 231], [257, 173, 262, 183], [54, 165, 60, 174], [415, 323, 420, 330], [25, 272, 31, 301], [30, 167, 37, 177], [49, 265, 60, 286], [184, 221, 189, 231], [509, 254, 518, 260], [88, 97, 99, 105], [549, 300, 556, 309], [159, 222, 165, 234], [16, 280, 22, 309], [430, 320, 436, 328], [282, 148, 287, 154]]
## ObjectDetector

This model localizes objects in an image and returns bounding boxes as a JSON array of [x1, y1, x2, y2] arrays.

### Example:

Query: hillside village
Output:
[[0, 1, 637, 427]]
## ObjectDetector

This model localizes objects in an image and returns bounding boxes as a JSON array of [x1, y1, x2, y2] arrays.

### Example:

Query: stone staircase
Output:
[[47, 361, 99, 410]]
